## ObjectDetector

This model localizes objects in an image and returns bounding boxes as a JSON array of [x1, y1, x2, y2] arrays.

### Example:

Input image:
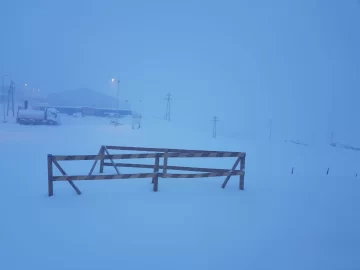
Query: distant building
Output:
[[17, 87, 47, 104], [43, 88, 132, 117], [46, 88, 131, 110]]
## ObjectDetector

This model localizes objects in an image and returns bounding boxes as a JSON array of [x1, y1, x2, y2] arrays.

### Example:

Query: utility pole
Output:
[[164, 93, 172, 122], [212, 116, 219, 138], [7, 80, 15, 117], [2, 74, 8, 123], [24, 83, 28, 100]]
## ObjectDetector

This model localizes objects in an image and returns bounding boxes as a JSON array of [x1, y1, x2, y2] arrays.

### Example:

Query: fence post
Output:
[[99, 146, 105, 173], [153, 156, 160, 192], [48, 154, 54, 196], [163, 150, 169, 175], [239, 155, 245, 190], [153, 174, 159, 192]]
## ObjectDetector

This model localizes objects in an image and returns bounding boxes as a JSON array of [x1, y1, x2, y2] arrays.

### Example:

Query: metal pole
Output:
[[2, 75, 7, 123], [164, 93, 171, 121], [212, 116, 218, 138], [117, 80, 119, 123], [168, 95, 171, 122]]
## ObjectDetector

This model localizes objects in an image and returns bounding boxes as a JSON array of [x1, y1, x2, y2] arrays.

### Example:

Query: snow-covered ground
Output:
[[0, 115, 359, 270]]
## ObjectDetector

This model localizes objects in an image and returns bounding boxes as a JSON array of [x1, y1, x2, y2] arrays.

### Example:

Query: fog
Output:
[[1, 0, 359, 143], [1, 2, 360, 269]]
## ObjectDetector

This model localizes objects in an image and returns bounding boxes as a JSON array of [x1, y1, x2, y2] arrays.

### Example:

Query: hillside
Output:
[[46, 88, 131, 110]]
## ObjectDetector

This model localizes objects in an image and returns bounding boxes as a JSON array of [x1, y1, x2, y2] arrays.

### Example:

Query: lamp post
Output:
[[112, 78, 120, 124], [2, 74, 8, 123], [24, 83, 28, 100]]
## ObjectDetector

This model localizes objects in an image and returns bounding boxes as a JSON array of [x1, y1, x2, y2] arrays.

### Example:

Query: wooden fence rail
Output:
[[47, 145, 246, 196]]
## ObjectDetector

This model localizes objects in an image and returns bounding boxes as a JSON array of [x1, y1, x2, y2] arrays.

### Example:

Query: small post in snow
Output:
[[239, 156, 246, 190], [47, 154, 54, 196], [212, 116, 219, 138], [164, 93, 172, 122]]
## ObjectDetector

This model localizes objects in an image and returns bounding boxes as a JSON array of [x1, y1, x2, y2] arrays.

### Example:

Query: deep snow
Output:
[[0, 114, 359, 270]]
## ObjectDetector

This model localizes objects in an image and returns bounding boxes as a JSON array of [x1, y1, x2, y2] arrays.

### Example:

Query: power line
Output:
[[212, 116, 219, 138], [164, 93, 172, 122]]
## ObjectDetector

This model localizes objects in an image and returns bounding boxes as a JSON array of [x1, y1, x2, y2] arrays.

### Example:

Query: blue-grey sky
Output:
[[0, 0, 359, 143]]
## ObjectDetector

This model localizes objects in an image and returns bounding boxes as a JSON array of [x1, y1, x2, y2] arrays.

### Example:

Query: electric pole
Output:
[[2, 74, 7, 123], [7, 80, 15, 117], [212, 116, 219, 138], [164, 93, 172, 122]]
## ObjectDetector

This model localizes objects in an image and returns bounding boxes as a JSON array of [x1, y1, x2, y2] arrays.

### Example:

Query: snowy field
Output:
[[1, 115, 359, 270]]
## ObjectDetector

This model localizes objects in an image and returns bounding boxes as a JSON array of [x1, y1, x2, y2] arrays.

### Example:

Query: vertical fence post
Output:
[[152, 156, 160, 183], [153, 156, 160, 192], [239, 155, 245, 190], [48, 154, 54, 196], [99, 146, 105, 173], [163, 150, 169, 175], [153, 175, 159, 192]]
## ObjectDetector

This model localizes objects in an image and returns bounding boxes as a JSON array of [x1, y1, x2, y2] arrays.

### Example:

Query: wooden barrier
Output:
[[47, 145, 246, 196]]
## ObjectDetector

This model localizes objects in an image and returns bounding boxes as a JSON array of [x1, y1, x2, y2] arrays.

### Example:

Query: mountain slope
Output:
[[47, 88, 131, 110]]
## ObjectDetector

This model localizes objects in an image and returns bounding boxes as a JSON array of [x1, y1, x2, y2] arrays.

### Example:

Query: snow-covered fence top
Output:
[[47, 145, 246, 196]]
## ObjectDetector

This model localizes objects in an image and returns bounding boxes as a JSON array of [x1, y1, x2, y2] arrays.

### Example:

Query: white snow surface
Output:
[[0, 115, 359, 270]]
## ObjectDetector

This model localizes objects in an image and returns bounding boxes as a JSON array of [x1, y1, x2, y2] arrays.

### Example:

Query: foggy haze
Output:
[[1, 1, 360, 269], [0, 0, 359, 143]]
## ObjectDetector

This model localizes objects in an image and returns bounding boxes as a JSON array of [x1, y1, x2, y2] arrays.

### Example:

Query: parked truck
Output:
[[16, 105, 60, 125]]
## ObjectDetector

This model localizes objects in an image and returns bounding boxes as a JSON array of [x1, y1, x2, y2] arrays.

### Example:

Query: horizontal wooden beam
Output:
[[103, 162, 240, 173], [53, 151, 244, 161], [53, 154, 160, 161], [163, 171, 245, 178], [105, 145, 245, 157], [53, 173, 159, 181], [53, 170, 244, 181]]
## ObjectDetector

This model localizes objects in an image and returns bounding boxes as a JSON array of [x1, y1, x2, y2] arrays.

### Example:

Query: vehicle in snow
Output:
[[16, 107, 61, 125]]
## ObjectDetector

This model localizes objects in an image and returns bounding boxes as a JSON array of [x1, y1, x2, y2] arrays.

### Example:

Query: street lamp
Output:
[[112, 78, 120, 124], [24, 83, 28, 101], [2, 74, 8, 123]]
